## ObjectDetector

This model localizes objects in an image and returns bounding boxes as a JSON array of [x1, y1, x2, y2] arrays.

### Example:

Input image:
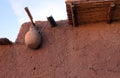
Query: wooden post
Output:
[[47, 15, 57, 27], [70, 3, 76, 27], [107, 3, 115, 24]]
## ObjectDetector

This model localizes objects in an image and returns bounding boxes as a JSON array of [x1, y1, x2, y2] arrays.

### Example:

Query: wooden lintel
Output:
[[69, 3, 76, 27], [107, 3, 115, 24]]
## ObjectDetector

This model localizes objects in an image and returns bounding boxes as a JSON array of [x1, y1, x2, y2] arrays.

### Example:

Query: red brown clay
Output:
[[1, 20, 120, 78]]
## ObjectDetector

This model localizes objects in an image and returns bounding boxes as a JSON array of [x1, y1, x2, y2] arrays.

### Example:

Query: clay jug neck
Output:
[[29, 25, 37, 31]]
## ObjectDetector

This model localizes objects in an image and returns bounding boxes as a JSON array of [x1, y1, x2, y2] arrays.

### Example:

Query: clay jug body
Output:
[[25, 26, 41, 49]]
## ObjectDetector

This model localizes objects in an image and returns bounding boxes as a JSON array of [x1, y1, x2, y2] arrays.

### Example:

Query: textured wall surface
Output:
[[1, 20, 120, 78], [66, 0, 120, 26]]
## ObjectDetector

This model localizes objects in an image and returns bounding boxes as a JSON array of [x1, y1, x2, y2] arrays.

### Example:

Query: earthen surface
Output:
[[1, 20, 120, 78]]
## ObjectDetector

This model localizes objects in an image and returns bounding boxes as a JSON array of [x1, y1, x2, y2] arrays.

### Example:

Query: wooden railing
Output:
[[66, 0, 120, 26]]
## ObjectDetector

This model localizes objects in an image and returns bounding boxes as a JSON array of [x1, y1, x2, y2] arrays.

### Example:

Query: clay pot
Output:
[[25, 26, 41, 49]]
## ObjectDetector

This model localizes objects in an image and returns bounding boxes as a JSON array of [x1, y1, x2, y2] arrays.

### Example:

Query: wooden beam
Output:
[[69, 3, 76, 27]]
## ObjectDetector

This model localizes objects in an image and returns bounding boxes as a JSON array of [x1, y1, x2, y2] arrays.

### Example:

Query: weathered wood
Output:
[[66, 0, 120, 26], [24, 7, 35, 26], [69, 3, 76, 26], [47, 16, 57, 27]]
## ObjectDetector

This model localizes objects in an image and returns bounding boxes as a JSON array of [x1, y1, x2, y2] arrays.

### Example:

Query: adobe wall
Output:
[[1, 20, 120, 78]]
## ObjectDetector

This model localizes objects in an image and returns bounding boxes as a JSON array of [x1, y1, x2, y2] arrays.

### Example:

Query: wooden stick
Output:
[[70, 3, 76, 27], [24, 7, 35, 26]]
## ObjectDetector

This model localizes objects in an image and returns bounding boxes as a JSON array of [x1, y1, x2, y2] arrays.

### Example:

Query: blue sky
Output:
[[0, 0, 67, 42]]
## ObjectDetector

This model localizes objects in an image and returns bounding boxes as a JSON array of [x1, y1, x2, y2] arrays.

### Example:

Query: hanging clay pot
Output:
[[25, 25, 42, 49], [24, 7, 42, 49]]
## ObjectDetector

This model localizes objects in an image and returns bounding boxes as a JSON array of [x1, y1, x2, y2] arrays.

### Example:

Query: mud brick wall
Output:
[[1, 20, 120, 78]]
